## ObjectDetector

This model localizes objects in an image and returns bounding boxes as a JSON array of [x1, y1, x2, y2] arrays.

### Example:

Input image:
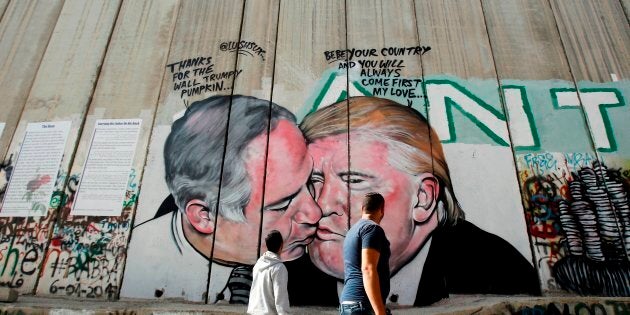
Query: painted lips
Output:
[[287, 231, 316, 248], [316, 225, 345, 241]]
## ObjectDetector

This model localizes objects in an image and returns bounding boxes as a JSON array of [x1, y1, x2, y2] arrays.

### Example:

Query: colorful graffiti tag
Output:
[[36, 170, 140, 299], [0, 168, 139, 299], [519, 153, 630, 296]]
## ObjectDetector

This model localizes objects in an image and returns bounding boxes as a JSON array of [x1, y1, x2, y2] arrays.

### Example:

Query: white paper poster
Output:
[[0, 121, 71, 217], [0, 122, 5, 138], [71, 119, 142, 216]]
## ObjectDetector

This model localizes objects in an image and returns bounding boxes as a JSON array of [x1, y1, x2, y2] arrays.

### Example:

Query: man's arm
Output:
[[362, 248, 386, 315], [273, 265, 290, 315]]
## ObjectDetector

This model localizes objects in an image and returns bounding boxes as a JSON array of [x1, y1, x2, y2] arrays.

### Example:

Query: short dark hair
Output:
[[362, 192, 384, 214], [265, 230, 283, 253]]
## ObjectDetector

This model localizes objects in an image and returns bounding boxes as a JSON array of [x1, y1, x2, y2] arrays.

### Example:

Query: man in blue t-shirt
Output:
[[340, 192, 391, 315]]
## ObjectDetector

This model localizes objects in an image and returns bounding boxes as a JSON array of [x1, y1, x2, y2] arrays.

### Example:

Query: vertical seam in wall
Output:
[[258, 0, 282, 260], [548, 0, 629, 260], [620, 0, 630, 25], [379, 1, 385, 51], [0, 0, 11, 25], [344, 0, 351, 230], [548, 0, 600, 157], [22, 1, 39, 220], [479, 0, 543, 290], [0, 0, 65, 164], [40, 0, 122, 299], [0, 2, 22, 167], [0, 0, 63, 294], [52, 0, 122, 245], [34, 0, 125, 297], [119, 0, 183, 300], [411, 0, 434, 190], [410, 0, 422, 103], [0, 0, 63, 292], [206, 0, 247, 304]]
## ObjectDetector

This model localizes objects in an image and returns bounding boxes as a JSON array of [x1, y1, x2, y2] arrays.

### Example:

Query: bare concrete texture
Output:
[[0, 295, 629, 314], [0, 288, 17, 302]]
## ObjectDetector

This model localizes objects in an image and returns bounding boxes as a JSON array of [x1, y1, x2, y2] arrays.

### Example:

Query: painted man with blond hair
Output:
[[293, 96, 540, 306]]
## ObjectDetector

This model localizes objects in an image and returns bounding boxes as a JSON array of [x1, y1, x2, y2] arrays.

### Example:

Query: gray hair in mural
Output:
[[164, 95, 296, 222], [555, 161, 630, 296]]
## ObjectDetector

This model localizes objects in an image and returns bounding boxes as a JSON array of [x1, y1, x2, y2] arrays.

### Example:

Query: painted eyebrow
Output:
[[263, 188, 301, 210], [337, 171, 375, 178]]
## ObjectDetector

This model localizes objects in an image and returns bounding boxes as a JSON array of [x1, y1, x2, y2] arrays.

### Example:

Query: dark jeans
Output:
[[339, 301, 373, 315]]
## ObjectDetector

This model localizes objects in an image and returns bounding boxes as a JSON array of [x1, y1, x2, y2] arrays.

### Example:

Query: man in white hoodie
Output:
[[248, 230, 290, 315]]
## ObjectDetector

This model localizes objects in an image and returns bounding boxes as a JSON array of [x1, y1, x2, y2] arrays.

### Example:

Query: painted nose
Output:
[[294, 189, 322, 225], [318, 180, 346, 218]]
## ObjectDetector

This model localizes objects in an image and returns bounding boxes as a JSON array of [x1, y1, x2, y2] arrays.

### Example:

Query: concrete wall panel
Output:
[[549, 0, 630, 296], [35, 0, 179, 299], [0, 0, 63, 180], [483, 0, 629, 296], [0, 1, 9, 23], [0, 0, 120, 293], [121, 0, 244, 303], [208, 0, 282, 304], [0, 0, 627, 306]]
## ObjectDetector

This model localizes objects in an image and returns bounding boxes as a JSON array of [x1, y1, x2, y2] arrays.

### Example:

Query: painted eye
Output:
[[307, 180, 316, 199], [340, 175, 364, 184], [340, 174, 371, 190], [306, 174, 324, 200], [311, 173, 324, 183], [308, 173, 324, 200], [265, 198, 293, 212]]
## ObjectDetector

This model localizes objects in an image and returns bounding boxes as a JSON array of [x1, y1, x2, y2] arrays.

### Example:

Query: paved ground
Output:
[[1, 295, 629, 314]]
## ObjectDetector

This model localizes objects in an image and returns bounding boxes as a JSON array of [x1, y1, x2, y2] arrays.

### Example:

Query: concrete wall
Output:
[[0, 0, 628, 306]]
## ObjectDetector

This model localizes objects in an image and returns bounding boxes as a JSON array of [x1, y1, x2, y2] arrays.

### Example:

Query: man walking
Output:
[[340, 193, 390, 315], [248, 230, 290, 315]]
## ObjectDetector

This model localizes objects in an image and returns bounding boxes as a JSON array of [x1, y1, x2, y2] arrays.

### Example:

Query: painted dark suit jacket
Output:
[[286, 219, 541, 306]]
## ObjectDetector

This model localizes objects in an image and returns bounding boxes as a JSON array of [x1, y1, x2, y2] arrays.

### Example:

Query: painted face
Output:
[[215, 120, 321, 264], [307, 133, 436, 278]]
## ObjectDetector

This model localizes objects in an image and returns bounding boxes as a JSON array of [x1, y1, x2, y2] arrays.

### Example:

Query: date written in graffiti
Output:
[[49, 279, 117, 299]]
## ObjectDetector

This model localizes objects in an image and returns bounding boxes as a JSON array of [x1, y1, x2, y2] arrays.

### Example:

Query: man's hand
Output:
[[362, 248, 386, 315]]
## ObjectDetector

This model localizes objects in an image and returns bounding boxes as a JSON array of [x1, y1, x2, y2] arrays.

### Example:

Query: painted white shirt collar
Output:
[[172, 211, 233, 303]]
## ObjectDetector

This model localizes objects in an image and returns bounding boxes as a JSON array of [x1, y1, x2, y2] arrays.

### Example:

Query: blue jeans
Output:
[[339, 301, 374, 315]]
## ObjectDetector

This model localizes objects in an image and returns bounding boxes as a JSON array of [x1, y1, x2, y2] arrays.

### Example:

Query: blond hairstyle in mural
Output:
[[301, 96, 464, 226], [295, 96, 539, 306]]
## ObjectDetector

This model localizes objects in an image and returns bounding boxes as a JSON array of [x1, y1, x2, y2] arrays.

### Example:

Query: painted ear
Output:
[[185, 199, 214, 234], [412, 175, 439, 223]]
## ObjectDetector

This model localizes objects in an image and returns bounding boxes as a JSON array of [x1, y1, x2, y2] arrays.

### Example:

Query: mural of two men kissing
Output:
[[121, 95, 540, 306]]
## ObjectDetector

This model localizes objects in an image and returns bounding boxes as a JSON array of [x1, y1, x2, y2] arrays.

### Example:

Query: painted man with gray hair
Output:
[[122, 95, 322, 304]]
